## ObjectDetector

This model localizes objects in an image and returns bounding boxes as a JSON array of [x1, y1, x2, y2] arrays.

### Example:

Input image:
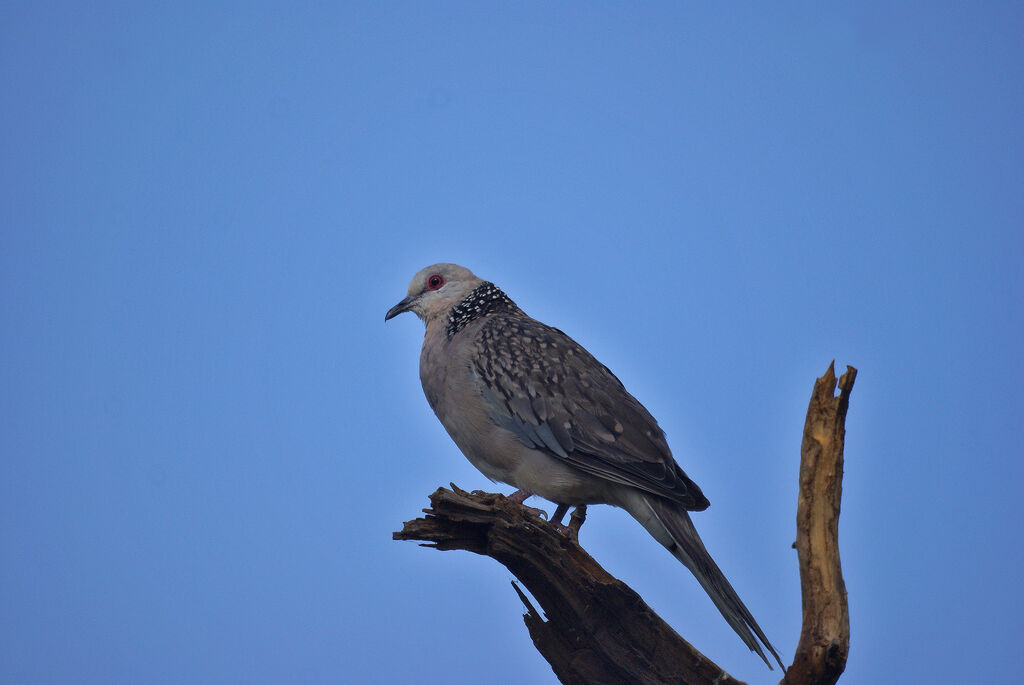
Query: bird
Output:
[[385, 262, 783, 670]]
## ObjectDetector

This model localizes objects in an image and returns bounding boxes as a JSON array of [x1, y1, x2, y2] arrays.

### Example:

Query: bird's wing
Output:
[[471, 314, 709, 510]]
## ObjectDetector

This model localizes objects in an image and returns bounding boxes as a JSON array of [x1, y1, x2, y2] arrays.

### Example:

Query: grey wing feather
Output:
[[472, 314, 709, 510]]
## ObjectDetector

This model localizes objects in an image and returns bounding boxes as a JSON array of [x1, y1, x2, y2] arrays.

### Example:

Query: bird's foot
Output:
[[507, 490, 548, 519], [552, 505, 587, 541], [508, 489, 533, 504]]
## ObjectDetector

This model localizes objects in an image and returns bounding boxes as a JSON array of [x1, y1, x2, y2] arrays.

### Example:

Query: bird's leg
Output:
[[508, 489, 533, 504], [550, 503, 570, 526], [550, 504, 587, 540], [567, 505, 588, 539]]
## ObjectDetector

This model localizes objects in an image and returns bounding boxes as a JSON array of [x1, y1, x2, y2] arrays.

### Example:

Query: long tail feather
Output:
[[624, 491, 785, 670]]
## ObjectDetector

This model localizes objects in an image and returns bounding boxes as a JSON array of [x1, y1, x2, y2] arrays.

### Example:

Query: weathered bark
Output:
[[394, 363, 856, 685], [782, 363, 854, 685], [395, 485, 744, 685]]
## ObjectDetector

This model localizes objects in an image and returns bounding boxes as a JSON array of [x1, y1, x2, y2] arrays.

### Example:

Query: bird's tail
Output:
[[622, 490, 784, 670]]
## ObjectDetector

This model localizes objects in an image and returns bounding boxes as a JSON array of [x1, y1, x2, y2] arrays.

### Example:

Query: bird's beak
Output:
[[385, 295, 416, 321]]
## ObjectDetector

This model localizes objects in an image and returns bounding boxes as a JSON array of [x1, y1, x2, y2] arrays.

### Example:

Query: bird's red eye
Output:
[[426, 274, 445, 290]]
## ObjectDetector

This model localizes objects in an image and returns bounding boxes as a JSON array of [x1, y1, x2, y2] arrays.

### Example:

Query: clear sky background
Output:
[[2, 3, 1022, 684]]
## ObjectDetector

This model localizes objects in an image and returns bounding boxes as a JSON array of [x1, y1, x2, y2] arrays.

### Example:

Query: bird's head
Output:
[[385, 263, 483, 323]]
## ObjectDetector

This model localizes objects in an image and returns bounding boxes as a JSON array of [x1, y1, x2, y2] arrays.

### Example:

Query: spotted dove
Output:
[[386, 262, 783, 670]]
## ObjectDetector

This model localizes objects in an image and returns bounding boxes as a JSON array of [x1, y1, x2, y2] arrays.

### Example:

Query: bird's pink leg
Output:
[[550, 503, 570, 526], [508, 489, 533, 504], [568, 505, 587, 538], [506, 489, 549, 519], [548, 504, 586, 540]]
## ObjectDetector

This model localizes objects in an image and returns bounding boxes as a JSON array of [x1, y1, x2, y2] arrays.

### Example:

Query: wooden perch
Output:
[[395, 484, 743, 684], [394, 363, 856, 685]]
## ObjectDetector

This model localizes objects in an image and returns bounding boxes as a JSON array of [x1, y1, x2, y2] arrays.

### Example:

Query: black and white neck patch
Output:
[[446, 282, 522, 338]]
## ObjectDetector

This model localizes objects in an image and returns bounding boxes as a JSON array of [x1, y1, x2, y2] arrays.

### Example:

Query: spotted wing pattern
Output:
[[472, 312, 709, 510]]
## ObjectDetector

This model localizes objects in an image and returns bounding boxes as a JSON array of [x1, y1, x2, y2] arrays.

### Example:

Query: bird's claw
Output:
[[551, 504, 587, 541], [506, 490, 549, 519], [551, 522, 574, 538], [519, 504, 548, 519]]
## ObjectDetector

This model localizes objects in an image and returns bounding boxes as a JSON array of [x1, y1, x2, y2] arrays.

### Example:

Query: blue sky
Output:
[[2, 3, 1022, 683]]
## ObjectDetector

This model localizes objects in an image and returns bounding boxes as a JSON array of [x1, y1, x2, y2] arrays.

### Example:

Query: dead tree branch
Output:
[[394, 485, 743, 684], [783, 362, 855, 685], [394, 363, 856, 685]]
